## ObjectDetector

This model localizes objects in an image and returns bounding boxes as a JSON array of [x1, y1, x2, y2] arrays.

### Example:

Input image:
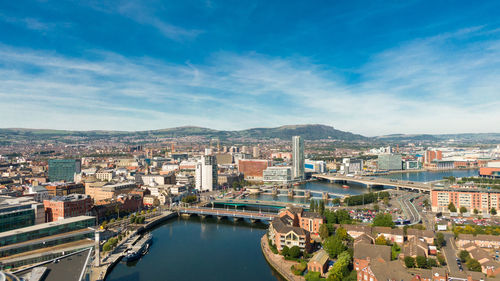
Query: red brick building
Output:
[[44, 182, 85, 197], [44, 194, 92, 222], [237, 159, 271, 181], [424, 150, 442, 164]]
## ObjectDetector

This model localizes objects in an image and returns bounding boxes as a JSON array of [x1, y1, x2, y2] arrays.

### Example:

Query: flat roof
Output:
[[0, 216, 95, 238]]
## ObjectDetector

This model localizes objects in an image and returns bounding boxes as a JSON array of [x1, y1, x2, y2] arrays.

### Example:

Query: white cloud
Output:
[[0, 26, 499, 135]]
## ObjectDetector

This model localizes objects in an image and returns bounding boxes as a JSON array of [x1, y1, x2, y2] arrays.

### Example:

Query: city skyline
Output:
[[1, 1, 500, 136]]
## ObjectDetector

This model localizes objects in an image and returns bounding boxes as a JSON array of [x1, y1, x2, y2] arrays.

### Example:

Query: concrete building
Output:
[[215, 153, 233, 165], [304, 159, 326, 173], [142, 173, 176, 186], [292, 136, 305, 179], [431, 188, 500, 214], [341, 158, 363, 174], [44, 182, 85, 197], [24, 185, 49, 202], [425, 150, 442, 164], [0, 196, 45, 232], [252, 146, 260, 158], [195, 154, 218, 191], [85, 182, 136, 202], [43, 194, 92, 222], [377, 154, 402, 170], [237, 159, 270, 181], [0, 216, 95, 270], [48, 159, 81, 182], [95, 169, 114, 181], [263, 167, 292, 184]]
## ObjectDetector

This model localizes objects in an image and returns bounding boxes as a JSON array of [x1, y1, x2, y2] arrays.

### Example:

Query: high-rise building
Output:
[[425, 150, 442, 164], [252, 146, 260, 158], [195, 154, 218, 191], [292, 136, 305, 179], [48, 159, 81, 182]]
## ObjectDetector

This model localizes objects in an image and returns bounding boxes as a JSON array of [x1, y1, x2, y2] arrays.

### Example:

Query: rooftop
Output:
[[0, 216, 95, 239]]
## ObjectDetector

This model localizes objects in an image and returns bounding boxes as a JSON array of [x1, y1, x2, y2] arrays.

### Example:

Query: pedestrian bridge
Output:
[[174, 206, 277, 222], [312, 174, 432, 193]]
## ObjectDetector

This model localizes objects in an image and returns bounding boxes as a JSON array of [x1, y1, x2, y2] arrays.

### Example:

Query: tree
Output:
[[416, 256, 428, 268], [435, 232, 445, 249], [437, 253, 446, 265], [391, 242, 401, 260], [332, 198, 341, 206], [310, 200, 317, 213], [319, 200, 325, 216], [427, 258, 438, 268], [473, 208, 479, 215], [319, 224, 329, 240], [232, 181, 240, 191], [422, 199, 429, 208], [323, 236, 345, 259], [491, 208, 497, 215], [466, 258, 482, 272], [459, 206, 467, 214], [373, 204, 380, 212], [130, 215, 136, 224], [281, 246, 289, 257], [373, 213, 395, 228], [383, 197, 390, 206], [448, 202, 457, 213], [334, 227, 348, 241], [305, 271, 323, 281], [327, 251, 350, 281], [289, 246, 301, 259], [101, 220, 108, 229], [375, 235, 388, 245], [459, 250, 470, 262], [404, 256, 415, 268]]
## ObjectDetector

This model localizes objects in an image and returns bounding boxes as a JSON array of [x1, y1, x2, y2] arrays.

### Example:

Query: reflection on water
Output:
[[107, 216, 285, 281], [377, 169, 478, 182]]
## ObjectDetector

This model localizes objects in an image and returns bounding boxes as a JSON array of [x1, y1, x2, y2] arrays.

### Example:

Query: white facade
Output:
[[292, 136, 305, 179], [304, 159, 326, 173], [263, 167, 292, 184], [195, 155, 218, 191]]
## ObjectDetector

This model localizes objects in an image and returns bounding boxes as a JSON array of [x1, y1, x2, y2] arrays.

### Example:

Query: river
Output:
[[106, 217, 285, 281], [377, 169, 478, 182]]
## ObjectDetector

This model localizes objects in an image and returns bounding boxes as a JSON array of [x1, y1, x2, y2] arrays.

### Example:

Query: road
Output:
[[442, 233, 461, 274], [396, 193, 421, 225]]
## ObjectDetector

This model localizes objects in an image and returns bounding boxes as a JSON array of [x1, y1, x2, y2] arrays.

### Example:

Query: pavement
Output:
[[260, 236, 305, 281]]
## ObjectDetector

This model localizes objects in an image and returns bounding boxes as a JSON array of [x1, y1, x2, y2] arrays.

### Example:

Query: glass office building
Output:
[[48, 159, 81, 182], [0, 206, 35, 232], [377, 154, 403, 170]]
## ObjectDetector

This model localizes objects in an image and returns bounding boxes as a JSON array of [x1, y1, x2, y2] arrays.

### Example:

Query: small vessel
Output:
[[342, 185, 349, 189], [122, 233, 152, 263]]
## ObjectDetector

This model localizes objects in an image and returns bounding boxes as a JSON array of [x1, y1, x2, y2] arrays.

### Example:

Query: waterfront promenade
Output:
[[260, 235, 305, 281]]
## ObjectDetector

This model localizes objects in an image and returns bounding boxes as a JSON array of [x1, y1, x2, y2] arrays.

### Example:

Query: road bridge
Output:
[[210, 199, 308, 209], [174, 206, 277, 222], [312, 174, 432, 193], [259, 187, 348, 199]]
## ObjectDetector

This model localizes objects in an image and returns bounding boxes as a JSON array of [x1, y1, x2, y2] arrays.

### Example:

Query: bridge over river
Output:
[[312, 174, 433, 193], [174, 206, 277, 222]]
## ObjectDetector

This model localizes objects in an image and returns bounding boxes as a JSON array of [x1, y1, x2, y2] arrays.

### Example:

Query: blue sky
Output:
[[0, 1, 499, 136]]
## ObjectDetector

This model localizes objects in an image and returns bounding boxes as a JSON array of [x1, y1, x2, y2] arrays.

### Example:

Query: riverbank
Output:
[[260, 235, 305, 281], [91, 211, 178, 281]]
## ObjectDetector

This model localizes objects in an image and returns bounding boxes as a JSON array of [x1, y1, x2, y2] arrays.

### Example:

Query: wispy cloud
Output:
[[0, 26, 499, 135]]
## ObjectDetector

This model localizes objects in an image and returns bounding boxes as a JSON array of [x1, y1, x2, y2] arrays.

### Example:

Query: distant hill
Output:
[[0, 124, 367, 141], [376, 133, 500, 142]]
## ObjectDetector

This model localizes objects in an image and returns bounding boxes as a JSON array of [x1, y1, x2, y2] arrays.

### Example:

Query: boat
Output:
[[342, 185, 349, 189], [122, 233, 152, 263]]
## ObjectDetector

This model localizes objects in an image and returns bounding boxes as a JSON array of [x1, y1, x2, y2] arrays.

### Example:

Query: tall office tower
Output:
[[195, 152, 218, 192], [48, 159, 81, 182], [252, 146, 260, 158], [292, 136, 305, 179]]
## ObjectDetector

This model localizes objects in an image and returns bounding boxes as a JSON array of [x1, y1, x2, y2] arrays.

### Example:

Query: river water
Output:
[[106, 217, 285, 281]]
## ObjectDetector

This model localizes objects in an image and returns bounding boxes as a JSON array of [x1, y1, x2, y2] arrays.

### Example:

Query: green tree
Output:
[[323, 236, 345, 259], [130, 215, 136, 224], [427, 258, 438, 268], [416, 256, 428, 268], [319, 224, 329, 240], [372, 213, 395, 228], [404, 256, 415, 268], [459, 250, 470, 262], [491, 208, 497, 215], [319, 200, 325, 216], [435, 232, 445, 249], [459, 206, 467, 214], [466, 258, 482, 272], [383, 197, 390, 206], [437, 253, 446, 265], [310, 200, 317, 212], [232, 181, 240, 191], [334, 227, 348, 241], [289, 246, 301, 259], [373, 204, 380, 212], [332, 198, 341, 206], [375, 235, 388, 245], [448, 202, 457, 213], [305, 271, 323, 281], [391, 242, 400, 260], [327, 251, 350, 281], [473, 208, 479, 215], [281, 246, 289, 257], [101, 220, 108, 229]]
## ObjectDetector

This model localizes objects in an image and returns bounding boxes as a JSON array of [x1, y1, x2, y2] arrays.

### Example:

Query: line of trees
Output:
[[344, 192, 390, 206]]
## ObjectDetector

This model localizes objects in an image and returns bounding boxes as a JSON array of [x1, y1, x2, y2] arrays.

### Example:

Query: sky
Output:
[[0, 1, 499, 136]]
